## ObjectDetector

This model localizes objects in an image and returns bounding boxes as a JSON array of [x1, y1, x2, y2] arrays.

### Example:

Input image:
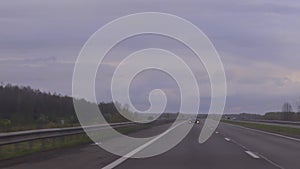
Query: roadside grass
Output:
[[222, 120, 300, 139], [0, 134, 92, 160], [0, 124, 150, 160]]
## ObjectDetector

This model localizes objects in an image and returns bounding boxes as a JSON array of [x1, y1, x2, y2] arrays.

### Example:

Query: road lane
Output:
[[114, 122, 276, 169], [218, 122, 300, 169]]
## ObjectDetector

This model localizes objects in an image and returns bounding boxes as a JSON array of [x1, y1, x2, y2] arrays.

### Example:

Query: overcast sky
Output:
[[1, 0, 300, 114]]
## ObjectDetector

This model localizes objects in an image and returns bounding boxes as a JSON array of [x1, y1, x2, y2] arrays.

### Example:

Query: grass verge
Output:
[[222, 120, 300, 139]]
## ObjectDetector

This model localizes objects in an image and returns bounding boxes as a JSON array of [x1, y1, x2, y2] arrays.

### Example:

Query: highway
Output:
[[1, 121, 300, 169]]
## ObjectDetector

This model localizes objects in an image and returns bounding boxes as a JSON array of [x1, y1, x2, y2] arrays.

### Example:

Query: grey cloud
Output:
[[1, 0, 300, 114]]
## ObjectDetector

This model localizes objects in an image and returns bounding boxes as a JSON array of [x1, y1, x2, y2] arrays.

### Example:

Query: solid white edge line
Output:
[[224, 138, 230, 141], [220, 131, 284, 169], [245, 151, 260, 159], [224, 122, 300, 142], [102, 121, 186, 169], [224, 132, 285, 169], [258, 153, 285, 169]]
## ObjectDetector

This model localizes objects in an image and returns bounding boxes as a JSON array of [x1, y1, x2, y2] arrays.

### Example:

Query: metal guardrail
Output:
[[0, 119, 178, 160], [0, 119, 174, 146], [0, 122, 143, 146]]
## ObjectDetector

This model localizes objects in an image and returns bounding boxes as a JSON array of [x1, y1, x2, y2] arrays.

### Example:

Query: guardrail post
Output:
[[14, 143, 19, 154], [52, 137, 56, 146], [61, 136, 65, 145], [41, 139, 45, 149], [28, 141, 33, 150]]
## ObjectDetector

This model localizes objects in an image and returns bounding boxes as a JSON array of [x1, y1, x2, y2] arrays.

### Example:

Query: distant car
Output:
[[189, 119, 200, 124]]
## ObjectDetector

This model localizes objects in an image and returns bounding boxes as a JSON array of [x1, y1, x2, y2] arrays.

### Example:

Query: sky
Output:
[[1, 0, 300, 114]]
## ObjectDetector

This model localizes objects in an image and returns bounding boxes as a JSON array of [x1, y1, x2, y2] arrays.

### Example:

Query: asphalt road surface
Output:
[[2, 121, 300, 169]]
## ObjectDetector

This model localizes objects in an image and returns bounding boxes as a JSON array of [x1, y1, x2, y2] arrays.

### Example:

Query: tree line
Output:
[[0, 84, 132, 132], [0, 84, 178, 132], [225, 112, 300, 121], [264, 111, 300, 121]]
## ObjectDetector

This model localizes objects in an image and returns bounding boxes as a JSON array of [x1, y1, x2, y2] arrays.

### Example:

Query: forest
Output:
[[0, 84, 131, 132], [0, 84, 176, 132]]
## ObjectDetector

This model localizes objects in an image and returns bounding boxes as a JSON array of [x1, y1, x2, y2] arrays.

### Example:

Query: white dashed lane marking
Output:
[[224, 138, 231, 141], [102, 121, 186, 169], [245, 151, 260, 159]]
